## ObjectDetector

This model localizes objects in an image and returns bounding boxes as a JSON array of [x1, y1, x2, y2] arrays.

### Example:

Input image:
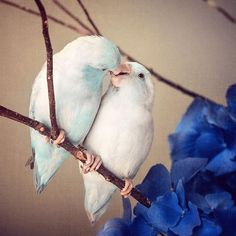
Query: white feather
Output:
[[29, 36, 121, 193], [82, 62, 154, 222]]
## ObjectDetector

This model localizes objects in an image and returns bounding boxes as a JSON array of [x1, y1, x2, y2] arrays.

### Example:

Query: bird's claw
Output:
[[44, 129, 66, 147], [53, 129, 66, 145], [121, 179, 133, 198], [79, 150, 102, 174]]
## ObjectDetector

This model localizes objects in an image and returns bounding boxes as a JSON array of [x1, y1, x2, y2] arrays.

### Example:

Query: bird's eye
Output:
[[101, 68, 107, 71], [138, 73, 145, 79]]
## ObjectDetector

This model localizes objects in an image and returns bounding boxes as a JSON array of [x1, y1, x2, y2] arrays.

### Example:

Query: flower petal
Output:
[[135, 192, 182, 233], [215, 206, 236, 236], [130, 216, 159, 236], [226, 84, 236, 115], [96, 218, 130, 236], [169, 130, 199, 161], [206, 149, 236, 175], [196, 218, 222, 236], [170, 202, 201, 236], [194, 130, 225, 158], [136, 164, 171, 200], [205, 192, 234, 210], [171, 158, 208, 186], [206, 102, 236, 131], [175, 180, 185, 209], [174, 98, 207, 133]]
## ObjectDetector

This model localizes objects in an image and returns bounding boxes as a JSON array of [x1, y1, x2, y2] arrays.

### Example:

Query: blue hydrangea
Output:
[[97, 84, 236, 236], [97, 165, 201, 236], [169, 84, 236, 176]]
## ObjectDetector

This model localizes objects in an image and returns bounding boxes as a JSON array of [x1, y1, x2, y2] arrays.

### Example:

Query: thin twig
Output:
[[0, 0, 85, 34], [119, 49, 214, 102], [35, 0, 59, 139], [76, 0, 101, 35], [0, 0, 151, 208], [52, 0, 94, 35], [0, 0, 214, 102], [76, 0, 215, 102], [202, 0, 236, 23], [0, 105, 151, 208]]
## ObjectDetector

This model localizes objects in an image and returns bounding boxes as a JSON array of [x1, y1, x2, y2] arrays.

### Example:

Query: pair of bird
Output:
[[29, 36, 154, 223]]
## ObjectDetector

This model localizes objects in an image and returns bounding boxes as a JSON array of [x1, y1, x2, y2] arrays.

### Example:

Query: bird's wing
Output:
[[29, 66, 71, 193], [82, 170, 117, 223], [32, 132, 69, 193], [29, 68, 43, 121], [31, 87, 99, 192]]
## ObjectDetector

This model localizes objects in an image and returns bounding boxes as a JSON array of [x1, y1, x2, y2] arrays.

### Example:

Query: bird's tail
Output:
[[33, 152, 68, 193], [83, 172, 117, 223]]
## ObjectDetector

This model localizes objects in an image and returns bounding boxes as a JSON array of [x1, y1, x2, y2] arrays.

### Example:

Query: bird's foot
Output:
[[45, 129, 65, 147], [121, 179, 133, 198], [77, 150, 102, 173], [53, 129, 65, 146]]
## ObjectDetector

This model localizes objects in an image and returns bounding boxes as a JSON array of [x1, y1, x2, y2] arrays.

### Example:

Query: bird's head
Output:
[[70, 36, 121, 76], [110, 62, 154, 108]]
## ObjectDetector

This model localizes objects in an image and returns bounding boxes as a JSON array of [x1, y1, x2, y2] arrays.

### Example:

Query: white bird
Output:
[[82, 62, 154, 223], [28, 36, 121, 193]]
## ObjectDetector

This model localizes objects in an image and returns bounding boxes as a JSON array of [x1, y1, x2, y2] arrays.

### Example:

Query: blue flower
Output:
[[97, 85, 236, 236], [169, 84, 236, 176], [195, 218, 222, 236], [135, 165, 200, 236]]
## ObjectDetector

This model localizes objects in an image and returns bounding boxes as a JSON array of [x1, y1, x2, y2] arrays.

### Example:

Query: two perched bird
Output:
[[29, 36, 154, 222]]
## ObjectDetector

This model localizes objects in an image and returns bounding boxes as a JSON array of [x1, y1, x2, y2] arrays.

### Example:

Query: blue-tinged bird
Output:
[[82, 62, 154, 223], [28, 36, 121, 193]]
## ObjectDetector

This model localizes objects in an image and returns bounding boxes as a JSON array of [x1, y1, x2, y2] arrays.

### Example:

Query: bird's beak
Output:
[[110, 63, 132, 87], [111, 63, 132, 76]]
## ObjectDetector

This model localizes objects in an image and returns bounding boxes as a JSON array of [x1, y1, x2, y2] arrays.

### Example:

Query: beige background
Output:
[[0, 0, 236, 235]]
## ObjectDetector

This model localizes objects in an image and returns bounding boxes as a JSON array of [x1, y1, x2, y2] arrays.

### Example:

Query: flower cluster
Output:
[[97, 84, 236, 236]]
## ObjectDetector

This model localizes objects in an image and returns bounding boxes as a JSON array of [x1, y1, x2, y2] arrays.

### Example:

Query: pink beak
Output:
[[110, 63, 132, 87], [112, 63, 132, 76]]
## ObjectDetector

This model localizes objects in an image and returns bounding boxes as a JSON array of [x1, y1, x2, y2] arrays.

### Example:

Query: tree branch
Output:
[[0, 0, 151, 208], [1, 0, 221, 209], [202, 0, 236, 23], [52, 0, 94, 35], [76, 0, 214, 102], [35, 0, 59, 139], [76, 0, 101, 35], [0, 0, 215, 102], [0, 105, 151, 208], [118, 49, 214, 102], [0, 0, 86, 34]]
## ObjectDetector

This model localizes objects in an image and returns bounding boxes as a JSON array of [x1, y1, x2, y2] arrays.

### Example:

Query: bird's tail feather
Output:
[[33, 154, 68, 193], [83, 173, 117, 223]]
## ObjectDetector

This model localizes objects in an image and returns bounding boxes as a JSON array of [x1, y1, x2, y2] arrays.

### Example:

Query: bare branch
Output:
[[119, 49, 215, 103], [0, 0, 151, 208], [35, 0, 59, 139], [0, 105, 151, 208], [76, 0, 101, 35], [53, 0, 94, 35], [0, 0, 85, 34], [77, 0, 214, 102], [0, 0, 215, 102], [202, 0, 236, 24]]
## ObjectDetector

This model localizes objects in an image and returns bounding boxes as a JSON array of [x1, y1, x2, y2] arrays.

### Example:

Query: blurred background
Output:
[[0, 0, 236, 235]]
